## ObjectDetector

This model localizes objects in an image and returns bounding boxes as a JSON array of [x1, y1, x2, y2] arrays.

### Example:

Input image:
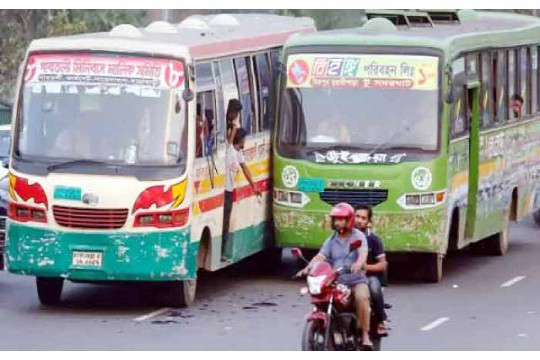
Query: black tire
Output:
[[160, 279, 197, 308], [301, 319, 327, 351], [484, 226, 509, 256], [36, 277, 64, 306], [372, 336, 382, 351], [258, 247, 282, 274], [533, 210, 540, 226], [422, 253, 443, 283], [470, 240, 485, 256]]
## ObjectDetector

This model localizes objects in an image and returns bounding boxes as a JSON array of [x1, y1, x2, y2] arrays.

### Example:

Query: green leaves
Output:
[[0, 10, 143, 101]]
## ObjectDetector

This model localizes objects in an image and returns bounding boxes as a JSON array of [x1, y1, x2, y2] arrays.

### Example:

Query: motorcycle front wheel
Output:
[[302, 319, 331, 351]]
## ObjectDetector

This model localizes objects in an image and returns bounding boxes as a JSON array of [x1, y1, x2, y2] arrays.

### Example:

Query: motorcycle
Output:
[[292, 241, 388, 351]]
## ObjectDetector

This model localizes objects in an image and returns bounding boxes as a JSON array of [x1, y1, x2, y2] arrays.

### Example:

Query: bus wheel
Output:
[[484, 224, 509, 256], [164, 279, 197, 308], [36, 277, 64, 306], [422, 253, 443, 283], [533, 210, 540, 226]]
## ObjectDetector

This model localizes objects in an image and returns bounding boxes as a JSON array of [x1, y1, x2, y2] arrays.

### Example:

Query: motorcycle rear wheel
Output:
[[302, 319, 330, 351]]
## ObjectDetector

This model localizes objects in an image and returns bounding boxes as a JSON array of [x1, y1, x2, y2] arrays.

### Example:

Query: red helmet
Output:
[[330, 203, 355, 231]]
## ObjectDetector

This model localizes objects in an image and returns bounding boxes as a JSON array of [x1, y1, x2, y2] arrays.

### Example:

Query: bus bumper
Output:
[[274, 204, 447, 253], [6, 223, 198, 281]]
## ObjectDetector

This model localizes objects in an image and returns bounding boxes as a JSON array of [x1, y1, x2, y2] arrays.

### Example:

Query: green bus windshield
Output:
[[278, 52, 440, 157]]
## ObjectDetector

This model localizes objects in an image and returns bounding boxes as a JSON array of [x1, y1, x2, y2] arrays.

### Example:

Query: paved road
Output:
[[0, 217, 539, 350]]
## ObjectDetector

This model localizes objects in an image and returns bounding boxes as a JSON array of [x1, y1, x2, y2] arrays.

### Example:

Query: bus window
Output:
[[466, 53, 478, 79], [195, 62, 215, 90], [203, 91, 217, 155], [452, 58, 467, 138], [195, 91, 218, 158], [255, 53, 274, 131], [213, 62, 226, 144], [496, 50, 507, 124], [270, 49, 281, 77], [480, 53, 493, 129], [218, 59, 240, 143], [520, 47, 529, 117], [508, 49, 518, 121], [234, 57, 256, 135], [532, 47, 538, 114]]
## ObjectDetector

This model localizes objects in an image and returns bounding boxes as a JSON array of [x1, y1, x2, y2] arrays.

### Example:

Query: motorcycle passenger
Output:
[[296, 202, 373, 350], [354, 204, 388, 337]]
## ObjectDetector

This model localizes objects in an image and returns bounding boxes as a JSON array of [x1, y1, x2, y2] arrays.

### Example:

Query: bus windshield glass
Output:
[[279, 53, 440, 159], [17, 53, 187, 167]]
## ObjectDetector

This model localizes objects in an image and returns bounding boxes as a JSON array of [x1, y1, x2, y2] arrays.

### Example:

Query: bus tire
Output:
[[533, 210, 540, 226], [484, 224, 509, 256], [36, 277, 64, 306], [164, 279, 197, 308], [422, 253, 443, 283], [260, 247, 282, 273]]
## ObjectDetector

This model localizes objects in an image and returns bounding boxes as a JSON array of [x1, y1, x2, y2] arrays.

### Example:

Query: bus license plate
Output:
[[72, 251, 102, 267]]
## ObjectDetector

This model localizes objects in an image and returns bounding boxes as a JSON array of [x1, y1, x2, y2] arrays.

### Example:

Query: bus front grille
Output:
[[319, 189, 389, 207], [53, 206, 128, 230]]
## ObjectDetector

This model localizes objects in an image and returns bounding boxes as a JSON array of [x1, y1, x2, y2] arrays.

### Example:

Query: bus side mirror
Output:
[[445, 91, 455, 104], [182, 88, 194, 102], [349, 239, 362, 252]]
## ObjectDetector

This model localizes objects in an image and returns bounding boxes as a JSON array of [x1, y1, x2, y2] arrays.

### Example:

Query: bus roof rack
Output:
[[421, 9, 461, 24], [366, 9, 465, 28], [366, 10, 409, 28], [405, 11, 434, 27]]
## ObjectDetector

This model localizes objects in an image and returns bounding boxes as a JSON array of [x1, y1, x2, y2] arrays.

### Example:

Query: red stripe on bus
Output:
[[198, 194, 224, 213], [197, 178, 271, 214]]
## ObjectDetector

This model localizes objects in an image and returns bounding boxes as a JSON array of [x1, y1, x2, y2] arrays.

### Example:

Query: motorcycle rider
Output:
[[354, 204, 388, 337], [296, 203, 373, 349]]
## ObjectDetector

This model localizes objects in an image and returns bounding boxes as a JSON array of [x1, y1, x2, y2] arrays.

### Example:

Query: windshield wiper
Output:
[[47, 159, 110, 171], [367, 119, 416, 157]]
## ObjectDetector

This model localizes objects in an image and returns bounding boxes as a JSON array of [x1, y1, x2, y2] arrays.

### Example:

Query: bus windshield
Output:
[[278, 53, 440, 159], [0, 130, 10, 159], [17, 53, 188, 168]]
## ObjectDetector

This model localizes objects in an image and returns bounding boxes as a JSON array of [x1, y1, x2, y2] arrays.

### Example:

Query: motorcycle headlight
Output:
[[307, 275, 326, 295]]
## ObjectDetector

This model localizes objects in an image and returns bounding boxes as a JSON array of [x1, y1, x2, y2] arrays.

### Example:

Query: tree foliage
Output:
[[0, 10, 143, 101]]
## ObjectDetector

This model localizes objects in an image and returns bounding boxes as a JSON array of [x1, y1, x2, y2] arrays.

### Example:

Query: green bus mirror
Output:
[[445, 91, 455, 104]]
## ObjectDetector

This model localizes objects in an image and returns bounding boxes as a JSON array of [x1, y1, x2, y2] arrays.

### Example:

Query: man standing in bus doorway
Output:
[[355, 204, 389, 337], [511, 94, 524, 118], [222, 100, 261, 262]]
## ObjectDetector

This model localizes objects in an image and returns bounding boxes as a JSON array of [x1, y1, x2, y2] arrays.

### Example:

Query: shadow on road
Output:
[[24, 216, 539, 313]]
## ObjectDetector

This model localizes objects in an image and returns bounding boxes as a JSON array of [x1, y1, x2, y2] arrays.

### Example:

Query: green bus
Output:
[[273, 10, 540, 282]]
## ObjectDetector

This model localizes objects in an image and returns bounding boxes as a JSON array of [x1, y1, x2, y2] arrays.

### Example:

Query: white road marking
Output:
[[133, 307, 171, 322], [500, 275, 526, 288], [420, 317, 450, 331]]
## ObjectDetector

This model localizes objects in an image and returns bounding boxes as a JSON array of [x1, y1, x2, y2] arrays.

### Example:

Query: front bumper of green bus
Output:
[[274, 204, 448, 253], [6, 222, 198, 281]]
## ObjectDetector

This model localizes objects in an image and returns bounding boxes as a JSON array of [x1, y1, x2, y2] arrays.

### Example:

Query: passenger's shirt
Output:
[[225, 144, 244, 192], [318, 228, 368, 286], [366, 231, 386, 281]]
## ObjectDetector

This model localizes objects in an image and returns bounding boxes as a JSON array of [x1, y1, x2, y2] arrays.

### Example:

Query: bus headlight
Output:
[[274, 189, 310, 208], [398, 191, 446, 209]]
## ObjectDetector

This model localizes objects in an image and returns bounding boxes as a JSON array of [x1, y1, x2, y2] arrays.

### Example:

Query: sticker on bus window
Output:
[[297, 177, 325, 193], [286, 53, 438, 91]]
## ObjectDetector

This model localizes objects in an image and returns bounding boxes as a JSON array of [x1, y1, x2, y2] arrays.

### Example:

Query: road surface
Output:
[[0, 217, 539, 350]]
